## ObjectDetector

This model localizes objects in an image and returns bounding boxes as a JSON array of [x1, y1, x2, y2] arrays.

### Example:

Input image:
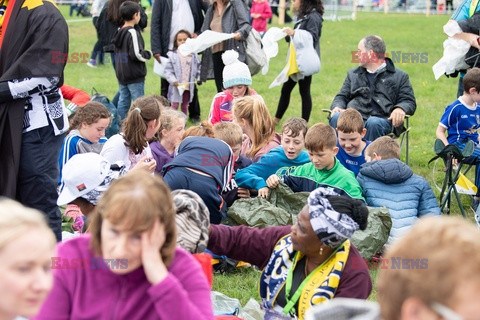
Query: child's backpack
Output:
[[231, 0, 268, 75], [90, 88, 119, 138]]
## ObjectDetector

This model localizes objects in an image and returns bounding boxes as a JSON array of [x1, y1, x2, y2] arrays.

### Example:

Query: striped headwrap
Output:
[[308, 187, 360, 248], [173, 189, 210, 253]]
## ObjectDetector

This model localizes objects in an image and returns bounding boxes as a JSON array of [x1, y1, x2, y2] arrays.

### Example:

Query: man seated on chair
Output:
[[436, 67, 480, 211], [329, 35, 416, 141], [357, 136, 440, 246]]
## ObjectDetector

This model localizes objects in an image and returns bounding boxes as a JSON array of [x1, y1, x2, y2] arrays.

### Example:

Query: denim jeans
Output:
[[17, 125, 65, 241], [117, 82, 145, 121], [330, 112, 392, 141]]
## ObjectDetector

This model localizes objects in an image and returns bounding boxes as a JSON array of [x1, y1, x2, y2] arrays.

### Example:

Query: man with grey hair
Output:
[[329, 35, 416, 141]]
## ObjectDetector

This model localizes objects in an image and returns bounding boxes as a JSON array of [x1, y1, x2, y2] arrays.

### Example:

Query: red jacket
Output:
[[60, 84, 90, 107], [250, 1, 272, 33]]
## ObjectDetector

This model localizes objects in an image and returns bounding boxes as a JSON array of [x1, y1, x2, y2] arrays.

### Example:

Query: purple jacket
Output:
[[208, 224, 372, 299], [35, 235, 214, 320], [151, 141, 174, 173]]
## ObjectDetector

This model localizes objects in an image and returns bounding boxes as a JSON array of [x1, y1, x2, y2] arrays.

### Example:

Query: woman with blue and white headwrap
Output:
[[208, 187, 371, 320]]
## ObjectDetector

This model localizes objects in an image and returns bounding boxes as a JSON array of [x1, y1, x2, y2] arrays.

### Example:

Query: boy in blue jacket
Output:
[[235, 118, 310, 198]]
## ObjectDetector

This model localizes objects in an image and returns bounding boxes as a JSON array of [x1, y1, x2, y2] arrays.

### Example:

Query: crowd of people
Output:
[[2, 0, 480, 318]]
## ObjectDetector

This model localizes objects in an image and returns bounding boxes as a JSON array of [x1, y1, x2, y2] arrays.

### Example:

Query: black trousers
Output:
[[275, 75, 313, 122], [18, 125, 65, 241], [212, 51, 225, 93]]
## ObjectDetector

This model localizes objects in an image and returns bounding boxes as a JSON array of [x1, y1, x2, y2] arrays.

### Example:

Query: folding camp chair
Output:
[[429, 139, 474, 217]]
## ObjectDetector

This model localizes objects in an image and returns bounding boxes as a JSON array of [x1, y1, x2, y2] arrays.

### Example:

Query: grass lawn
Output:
[[60, 7, 474, 305]]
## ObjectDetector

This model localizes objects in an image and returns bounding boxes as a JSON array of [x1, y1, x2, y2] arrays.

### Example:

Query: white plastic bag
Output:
[[178, 30, 234, 56], [261, 27, 287, 75], [432, 20, 471, 80], [153, 56, 170, 78]]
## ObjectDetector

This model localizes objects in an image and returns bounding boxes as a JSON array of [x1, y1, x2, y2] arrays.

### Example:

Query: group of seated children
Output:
[[58, 89, 442, 249]]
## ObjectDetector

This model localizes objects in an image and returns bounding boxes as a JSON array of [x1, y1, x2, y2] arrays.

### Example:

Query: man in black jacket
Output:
[[329, 35, 416, 141], [150, 0, 206, 122]]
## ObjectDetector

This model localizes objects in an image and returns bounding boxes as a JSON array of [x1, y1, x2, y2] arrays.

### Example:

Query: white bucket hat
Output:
[[57, 153, 110, 206]]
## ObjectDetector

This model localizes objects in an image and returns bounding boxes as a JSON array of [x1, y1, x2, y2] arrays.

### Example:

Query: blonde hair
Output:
[[336, 109, 364, 134], [213, 122, 243, 147], [0, 199, 56, 251], [232, 96, 275, 158], [123, 96, 162, 154], [378, 217, 480, 320], [305, 123, 337, 152], [182, 121, 214, 139], [89, 171, 177, 267], [157, 108, 187, 140], [366, 136, 400, 160]]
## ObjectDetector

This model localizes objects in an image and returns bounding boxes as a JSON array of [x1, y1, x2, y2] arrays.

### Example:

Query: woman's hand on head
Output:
[[141, 219, 168, 285]]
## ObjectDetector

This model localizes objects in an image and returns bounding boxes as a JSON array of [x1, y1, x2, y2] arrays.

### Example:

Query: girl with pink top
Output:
[[250, 0, 272, 36], [208, 50, 262, 125], [232, 95, 281, 163], [35, 171, 214, 320]]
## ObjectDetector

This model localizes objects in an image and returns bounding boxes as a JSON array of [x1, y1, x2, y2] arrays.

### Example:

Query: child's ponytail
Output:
[[123, 96, 162, 154]]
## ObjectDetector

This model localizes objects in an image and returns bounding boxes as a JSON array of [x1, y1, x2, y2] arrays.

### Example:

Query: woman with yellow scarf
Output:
[[208, 187, 372, 319]]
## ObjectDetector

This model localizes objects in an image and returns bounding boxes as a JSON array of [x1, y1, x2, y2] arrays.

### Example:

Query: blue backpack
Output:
[[90, 88, 119, 138]]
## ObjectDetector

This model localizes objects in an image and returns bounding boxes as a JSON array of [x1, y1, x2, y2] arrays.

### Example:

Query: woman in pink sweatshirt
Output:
[[35, 171, 214, 320]]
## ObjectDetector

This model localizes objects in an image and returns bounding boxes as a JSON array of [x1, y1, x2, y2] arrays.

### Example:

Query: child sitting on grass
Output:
[[235, 117, 310, 198], [268, 123, 364, 200], [335, 109, 370, 176], [150, 109, 186, 173], [213, 122, 252, 206], [357, 136, 440, 245]]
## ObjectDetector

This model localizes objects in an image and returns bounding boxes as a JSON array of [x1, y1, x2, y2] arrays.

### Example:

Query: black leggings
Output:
[[275, 75, 313, 122], [212, 51, 225, 93]]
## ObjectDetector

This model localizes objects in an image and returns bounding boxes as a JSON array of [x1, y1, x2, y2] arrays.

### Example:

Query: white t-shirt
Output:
[[100, 134, 152, 171], [169, 0, 195, 50]]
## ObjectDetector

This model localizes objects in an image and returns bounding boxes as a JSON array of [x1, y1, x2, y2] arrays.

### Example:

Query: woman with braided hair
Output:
[[208, 187, 372, 320]]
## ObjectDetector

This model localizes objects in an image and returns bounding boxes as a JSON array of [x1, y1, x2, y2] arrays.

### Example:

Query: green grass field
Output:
[[60, 7, 475, 304]]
